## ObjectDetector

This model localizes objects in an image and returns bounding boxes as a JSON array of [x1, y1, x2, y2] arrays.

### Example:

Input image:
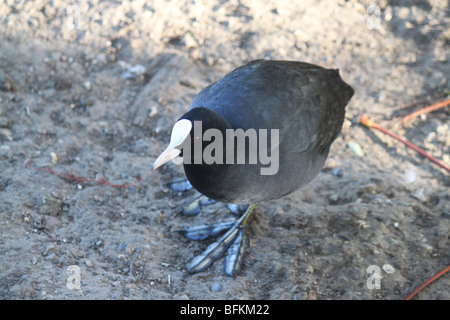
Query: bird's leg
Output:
[[178, 204, 256, 277], [169, 177, 255, 276]]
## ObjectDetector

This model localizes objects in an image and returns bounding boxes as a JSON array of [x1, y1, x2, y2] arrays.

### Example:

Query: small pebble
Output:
[[51, 152, 58, 165], [112, 280, 121, 287], [149, 106, 158, 117], [308, 290, 317, 300], [382, 264, 395, 274], [332, 168, 342, 176], [324, 158, 336, 169], [95, 53, 107, 65], [182, 33, 197, 48], [85, 260, 94, 268], [347, 140, 364, 157], [0, 76, 16, 92], [128, 64, 146, 76], [211, 282, 222, 292], [403, 169, 417, 184], [83, 81, 92, 91], [293, 292, 308, 300], [0, 116, 10, 127], [118, 242, 127, 251], [122, 64, 146, 80], [0, 128, 12, 141], [328, 193, 339, 203], [126, 283, 138, 290], [411, 188, 427, 202]]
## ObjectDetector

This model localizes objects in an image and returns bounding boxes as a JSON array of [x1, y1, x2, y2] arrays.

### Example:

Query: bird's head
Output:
[[152, 107, 231, 170], [152, 119, 192, 170]]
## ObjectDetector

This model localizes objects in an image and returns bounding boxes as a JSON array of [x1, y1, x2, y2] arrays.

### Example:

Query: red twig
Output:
[[404, 265, 450, 300], [359, 115, 450, 173], [37, 166, 148, 188], [402, 99, 450, 124]]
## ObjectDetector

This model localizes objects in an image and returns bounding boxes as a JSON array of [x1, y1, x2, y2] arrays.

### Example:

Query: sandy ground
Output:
[[0, 0, 449, 300]]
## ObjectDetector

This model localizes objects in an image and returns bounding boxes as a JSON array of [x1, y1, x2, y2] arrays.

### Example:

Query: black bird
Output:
[[153, 60, 354, 276]]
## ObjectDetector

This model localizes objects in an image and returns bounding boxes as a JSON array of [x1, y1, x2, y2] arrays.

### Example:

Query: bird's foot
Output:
[[169, 178, 216, 216], [169, 177, 254, 276], [177, 204, 255, 277]]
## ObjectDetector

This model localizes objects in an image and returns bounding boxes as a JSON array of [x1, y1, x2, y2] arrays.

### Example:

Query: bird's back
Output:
[[188, 60, 353, 203]]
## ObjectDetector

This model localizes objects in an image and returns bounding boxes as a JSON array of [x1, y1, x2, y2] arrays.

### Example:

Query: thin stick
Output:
[[37, 166, 148, 188], [359, 115, 450, 173], [402, 99, 450, 124], [404, 265, 450, 300]]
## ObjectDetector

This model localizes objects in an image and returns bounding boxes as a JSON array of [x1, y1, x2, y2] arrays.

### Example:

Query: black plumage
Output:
[[179, 60, 353, 203], [153, 59, 354, 276]]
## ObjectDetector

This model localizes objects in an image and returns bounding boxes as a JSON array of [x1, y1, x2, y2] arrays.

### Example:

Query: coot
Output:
[[153, 60, 354, 276]]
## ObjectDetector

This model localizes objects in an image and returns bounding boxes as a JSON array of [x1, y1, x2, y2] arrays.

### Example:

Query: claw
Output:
[[200, 197, 216, 206], [226, 204, 249, 215], [186, 224, 242, 273], [169, 177, 255, 276], [224, 229, 247, 277], [169, 178, 193, 192], [171, 177, 217, 216], [180, 193, 217, 216], [185, 204, 256, 275], [178, 221, 235, 240], [180, 193, 204, 216]]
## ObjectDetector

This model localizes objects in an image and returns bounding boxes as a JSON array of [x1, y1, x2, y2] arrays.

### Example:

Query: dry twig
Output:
[[404, 265, 450, 300], [359, 115, 450, 173], [402, 99, 450, 124]]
